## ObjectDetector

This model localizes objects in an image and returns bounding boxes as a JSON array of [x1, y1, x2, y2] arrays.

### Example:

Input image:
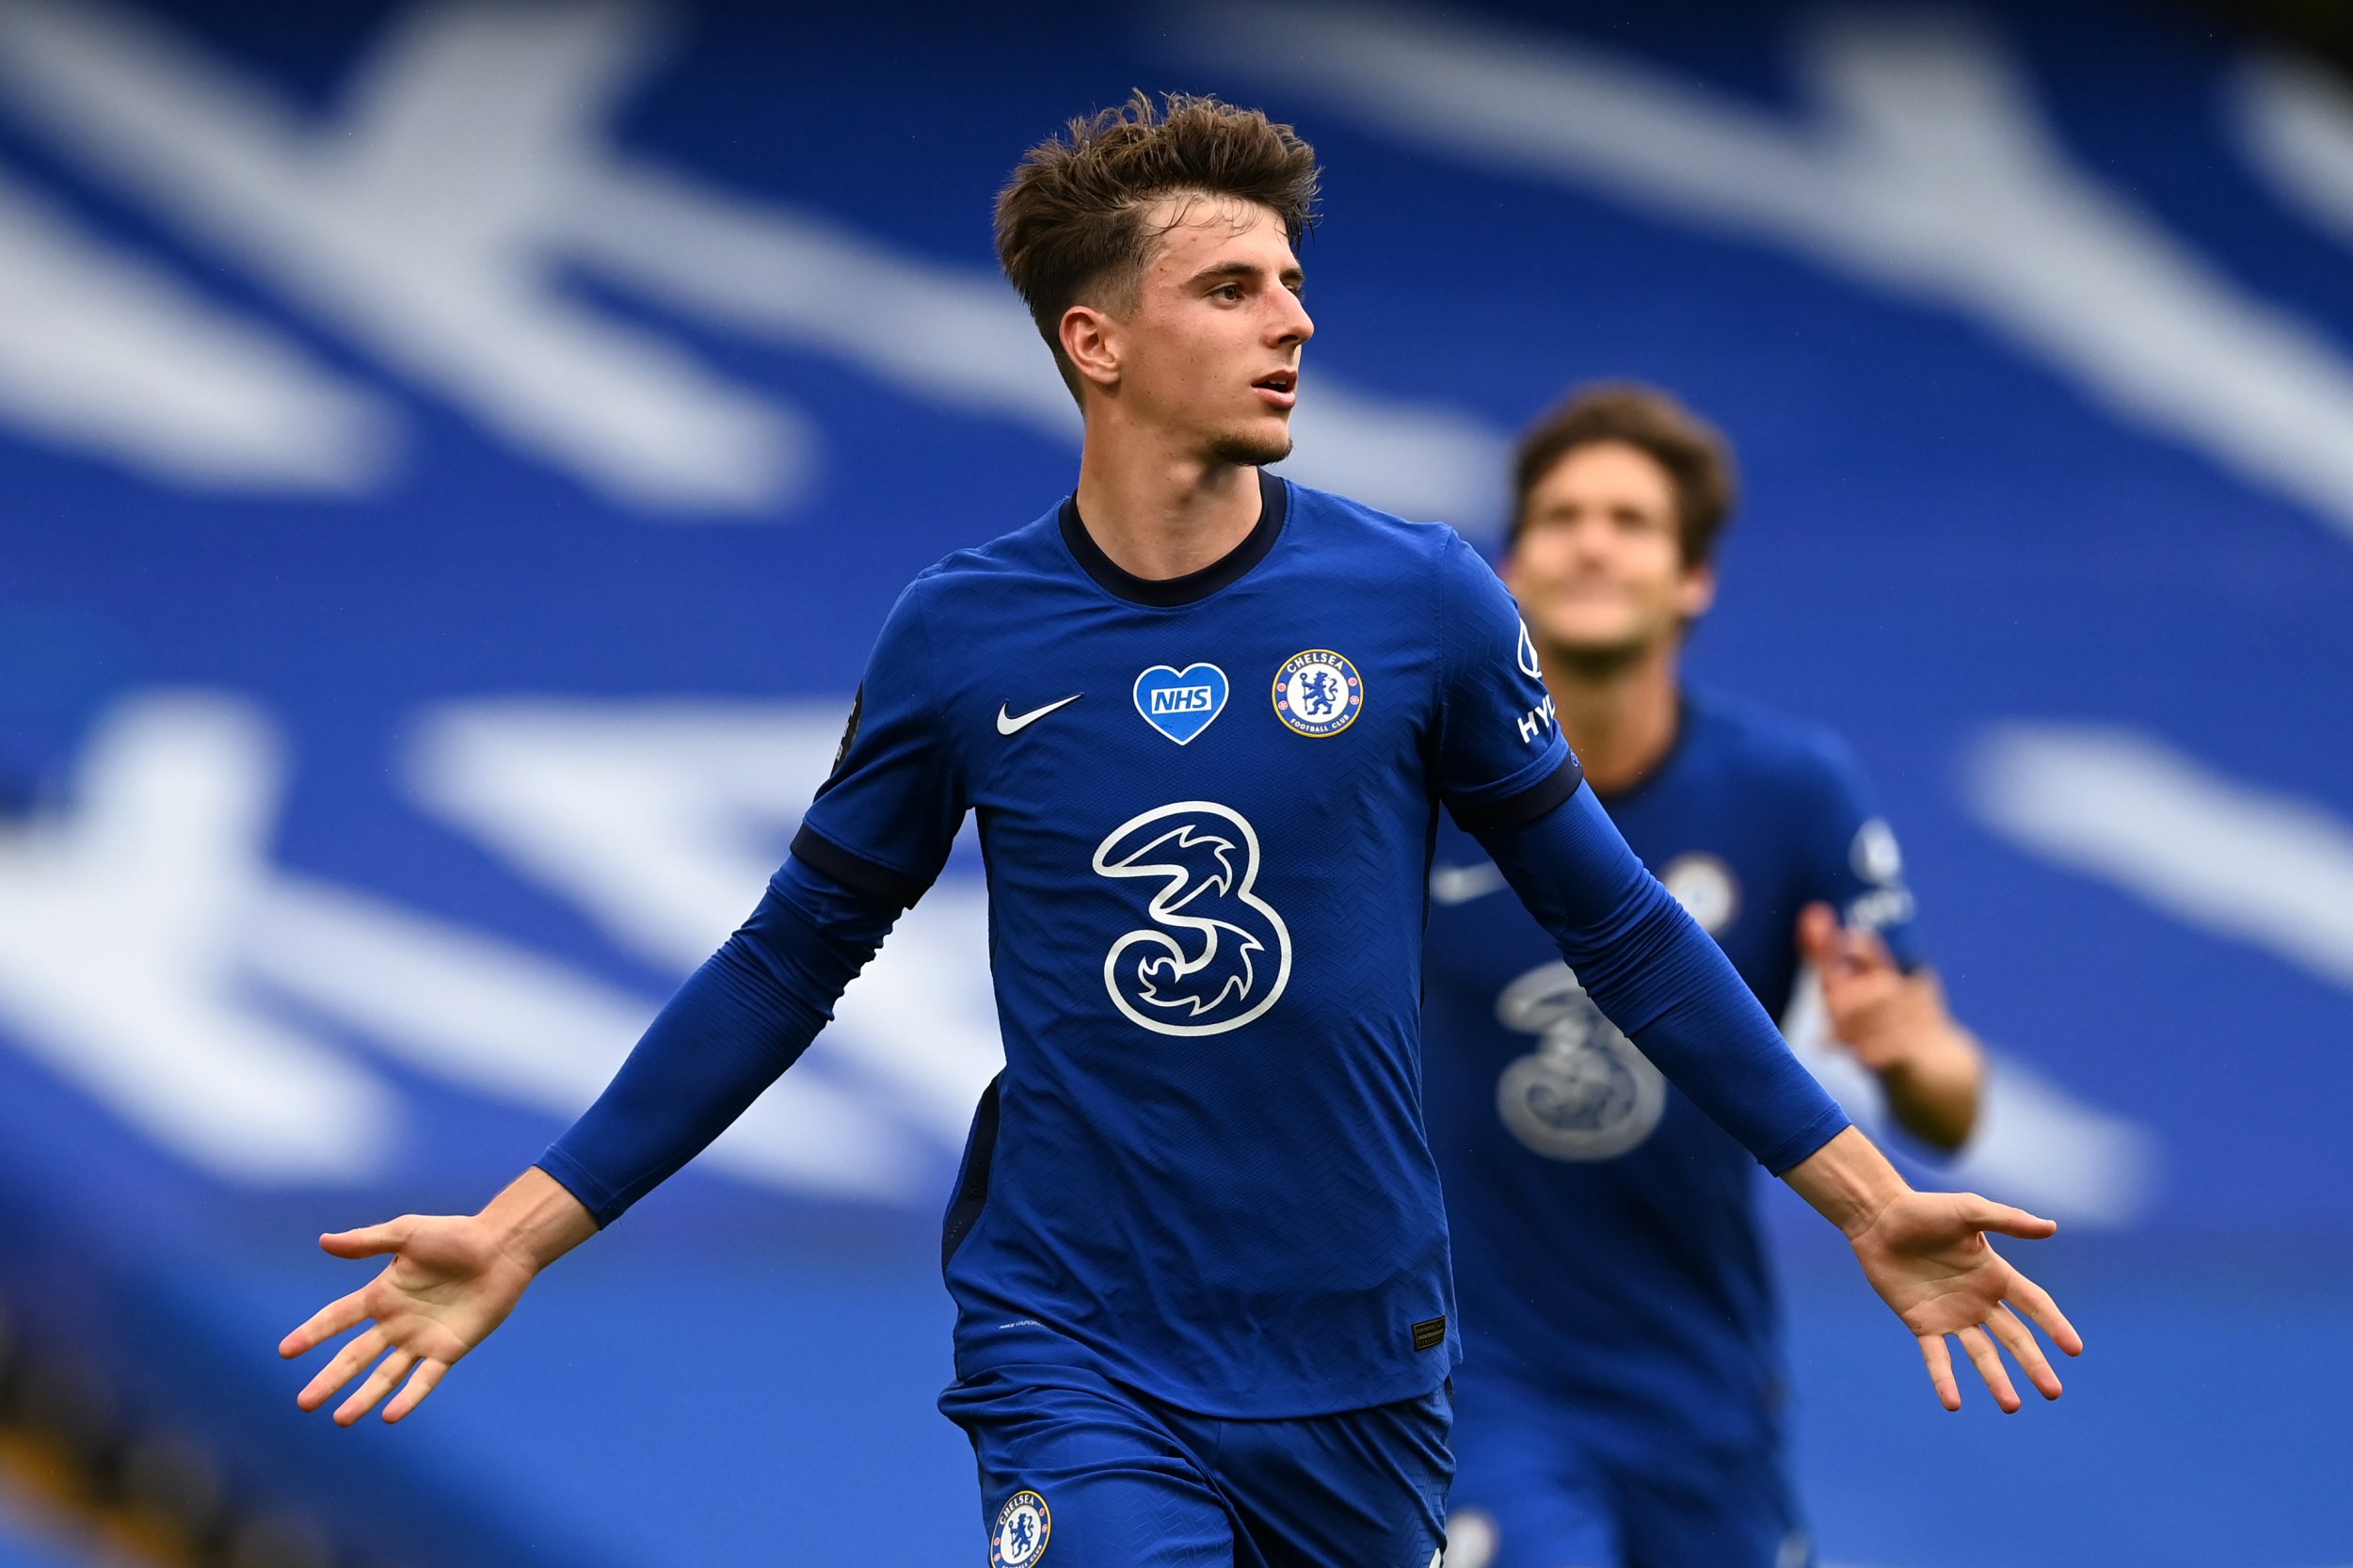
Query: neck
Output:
[[1073, 410, 1262, 580], [1545, 633, 1683, 795]]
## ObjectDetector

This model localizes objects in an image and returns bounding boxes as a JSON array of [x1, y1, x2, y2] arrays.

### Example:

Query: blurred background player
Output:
[[1427, 385, 1991, 1568]]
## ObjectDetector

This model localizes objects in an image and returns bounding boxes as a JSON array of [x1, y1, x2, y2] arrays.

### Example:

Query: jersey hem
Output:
[[953, 1325, 1458, 1421]]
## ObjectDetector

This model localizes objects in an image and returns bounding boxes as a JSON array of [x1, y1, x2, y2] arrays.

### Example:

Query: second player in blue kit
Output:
[[1428, 388, 1996, 1568], [279, 99, 2077, 1568]]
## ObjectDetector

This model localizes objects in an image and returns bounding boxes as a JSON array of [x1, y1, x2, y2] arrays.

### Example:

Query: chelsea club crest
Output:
[[991, 1490, 1051, 1567], [1272, 649, 1363, 737]]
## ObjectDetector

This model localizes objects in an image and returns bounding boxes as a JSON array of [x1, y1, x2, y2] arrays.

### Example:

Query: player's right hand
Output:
[[277, 1211, 538, 1426]]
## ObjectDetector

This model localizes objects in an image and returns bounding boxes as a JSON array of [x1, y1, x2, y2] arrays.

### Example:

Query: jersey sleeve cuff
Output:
[[534, 1149, 620, 1229], [788, 823, 934, 910], [1445, 752, 1586, 837], [1758, 1105, 1853, 1177]]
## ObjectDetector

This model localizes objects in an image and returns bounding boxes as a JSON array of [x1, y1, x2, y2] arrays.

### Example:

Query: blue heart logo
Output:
[[1132, 663, 1229, 745]]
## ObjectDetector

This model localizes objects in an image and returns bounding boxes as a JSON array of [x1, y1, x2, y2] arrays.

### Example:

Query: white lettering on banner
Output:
[[1182, 1, 2353, 547], [1972, 722, 2353, 997], [2229, 52, 2353, 254], [0, 690, 1006, 1199], [0, 695, 392, 1180], [0, 0, 800, 512], [0, 0, 1506, 526], [0, 163, 390, 491], [248, 872, 927, 1203], [406, 698, 1006, 1154]]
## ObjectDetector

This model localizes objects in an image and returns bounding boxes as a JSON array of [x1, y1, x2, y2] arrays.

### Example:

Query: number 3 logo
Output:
[[1091, 801, 1292, 1036], [1493, 961, 1667, 1160]]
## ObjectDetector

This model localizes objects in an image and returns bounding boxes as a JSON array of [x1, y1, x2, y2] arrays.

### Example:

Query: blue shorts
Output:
[[938, 1365, 1453, 1568], [1442, 1371, 1807, 1568]]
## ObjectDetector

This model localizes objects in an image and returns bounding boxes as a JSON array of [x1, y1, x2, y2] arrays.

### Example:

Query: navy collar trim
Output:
[[1059, 470, 1288, 607]]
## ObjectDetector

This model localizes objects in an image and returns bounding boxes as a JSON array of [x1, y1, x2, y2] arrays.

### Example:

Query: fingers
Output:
[[1961, 1195, 2059, 1241], [2005, 1270, 2085, 1357], [1917, 1333, 1962, 1412], [1956, 1324, 2021, 1414], [1846, 925, 1897, 976], [1796, 903, 1843, 966], [335, 1349, 416, 1428], [318, 1217, 412, 1260], [382, 1359, 449, 1424], [297, 1324, 388, 1413], [1988, 1304, 2063, 1401], [280, 1289, 370, 1360]]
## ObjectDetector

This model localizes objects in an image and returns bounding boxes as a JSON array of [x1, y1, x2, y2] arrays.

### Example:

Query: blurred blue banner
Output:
[[3, 1, 2349, 1564]]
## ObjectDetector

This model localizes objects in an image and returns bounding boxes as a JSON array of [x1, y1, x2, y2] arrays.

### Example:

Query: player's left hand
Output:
[[1847, 1189, 2082, 1413]]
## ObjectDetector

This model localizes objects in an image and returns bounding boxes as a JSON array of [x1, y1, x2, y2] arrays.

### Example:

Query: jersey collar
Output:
[[1059, 469, 1289, 607], [1593, 693, 1694, 807]]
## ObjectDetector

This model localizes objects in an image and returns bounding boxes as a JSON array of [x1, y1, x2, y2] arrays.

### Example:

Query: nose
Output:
[[1565, 513, 1615, 562], [1272, 290, 1314, 348]]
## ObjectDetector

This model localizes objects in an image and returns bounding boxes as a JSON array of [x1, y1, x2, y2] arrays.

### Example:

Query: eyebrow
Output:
[[1187, 259, 1306, 291]]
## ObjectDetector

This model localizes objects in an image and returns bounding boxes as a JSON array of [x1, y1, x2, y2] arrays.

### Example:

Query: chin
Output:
[[1208, 422, 1294, 469], [1540, 616, 1642, 653], [1537, 617, 1657, 668]]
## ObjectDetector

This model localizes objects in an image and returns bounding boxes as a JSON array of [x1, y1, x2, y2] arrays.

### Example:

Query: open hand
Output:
[[278, 1213, 537, 1425], [1849, 1190, 2082, 1412]]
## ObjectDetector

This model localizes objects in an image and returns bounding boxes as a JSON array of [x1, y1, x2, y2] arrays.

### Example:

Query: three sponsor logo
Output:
[[1092, 801, 1293, 1036], [1493, 960, 1669, 1161]]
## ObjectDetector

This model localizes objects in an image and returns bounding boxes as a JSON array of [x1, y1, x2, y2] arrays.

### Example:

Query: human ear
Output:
[[1677, 563, 1718, 619], [1060, 304, 1121, 392]]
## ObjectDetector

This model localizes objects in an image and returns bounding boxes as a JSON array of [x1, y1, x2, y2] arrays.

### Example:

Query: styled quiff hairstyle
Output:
[[1509, 383, 1739, 568], [995, 90, 1321, 400]]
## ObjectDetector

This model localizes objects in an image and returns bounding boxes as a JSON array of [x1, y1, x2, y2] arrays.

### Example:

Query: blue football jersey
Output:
[[1422, 688, 1919, 1459], [794, 472, 1578, 1417]]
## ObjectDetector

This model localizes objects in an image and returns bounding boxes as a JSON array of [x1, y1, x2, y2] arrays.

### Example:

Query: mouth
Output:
[[1252, 368, 1297, 409]]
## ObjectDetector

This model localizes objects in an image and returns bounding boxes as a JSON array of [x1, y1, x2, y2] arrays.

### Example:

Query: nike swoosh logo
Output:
[[997, 694, 1083, 735], [1430, 861, 1507, 905]]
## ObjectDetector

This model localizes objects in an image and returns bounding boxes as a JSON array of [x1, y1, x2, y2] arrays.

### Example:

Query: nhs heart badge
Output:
[[1132, 663, 1229, 745]]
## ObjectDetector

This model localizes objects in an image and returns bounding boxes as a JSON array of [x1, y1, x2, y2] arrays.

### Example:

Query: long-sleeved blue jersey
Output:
[[541, 476, 1849, 1417], [1424, 687, 1921, 1460]]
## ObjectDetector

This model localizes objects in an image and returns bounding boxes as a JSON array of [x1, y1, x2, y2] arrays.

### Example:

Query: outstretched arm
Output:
[[278, 1167, 594, 1424], [280, 856, 899, 1423], [1473, 786, 2079, 1409]]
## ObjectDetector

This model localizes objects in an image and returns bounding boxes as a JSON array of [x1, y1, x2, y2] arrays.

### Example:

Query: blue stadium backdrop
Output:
[[2, 1, 2348, 1563]]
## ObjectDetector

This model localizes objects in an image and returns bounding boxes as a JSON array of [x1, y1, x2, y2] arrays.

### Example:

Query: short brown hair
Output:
[[995, 91, 1321, 400], [1509, 383, 1738, 567]]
